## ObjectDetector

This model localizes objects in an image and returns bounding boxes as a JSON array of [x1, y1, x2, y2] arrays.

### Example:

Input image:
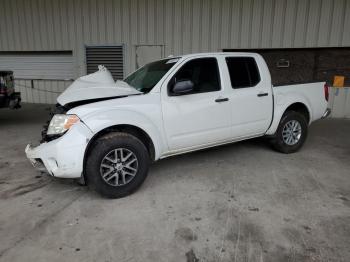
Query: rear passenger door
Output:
[[225, 56, 273, 138]]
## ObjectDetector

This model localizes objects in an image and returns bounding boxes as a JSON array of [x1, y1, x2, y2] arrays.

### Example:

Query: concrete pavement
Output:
[[0, 104, 349, 262]]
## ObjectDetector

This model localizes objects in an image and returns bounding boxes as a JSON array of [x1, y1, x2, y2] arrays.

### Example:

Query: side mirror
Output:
[[171, 80, 194, 95]]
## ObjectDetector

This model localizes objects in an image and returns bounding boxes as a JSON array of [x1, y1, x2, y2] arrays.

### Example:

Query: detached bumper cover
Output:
[[25, 154, 47, 173], [25, 122, 94, 178], [322, 108, 331, 119]]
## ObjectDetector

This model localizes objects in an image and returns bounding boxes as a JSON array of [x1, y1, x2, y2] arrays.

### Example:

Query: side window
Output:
[[225, 57, 260, 88], [169, 58, 221, 95]]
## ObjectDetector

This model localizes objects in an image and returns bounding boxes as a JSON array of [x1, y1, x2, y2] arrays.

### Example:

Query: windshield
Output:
[[124, 58, 179, 93]]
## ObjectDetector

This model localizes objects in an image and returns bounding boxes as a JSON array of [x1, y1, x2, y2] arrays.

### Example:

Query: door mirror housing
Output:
[[171, 80, 194, 96]]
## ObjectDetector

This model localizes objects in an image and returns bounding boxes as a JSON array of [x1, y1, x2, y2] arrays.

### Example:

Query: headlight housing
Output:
[[47, 114, 80, 135]]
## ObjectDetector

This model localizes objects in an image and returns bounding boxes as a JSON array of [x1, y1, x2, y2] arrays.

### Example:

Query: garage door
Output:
[[0, 52, 74, 104]]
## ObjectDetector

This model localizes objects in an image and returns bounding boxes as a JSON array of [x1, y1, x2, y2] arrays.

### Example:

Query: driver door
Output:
[[161, 57, 231, 151]]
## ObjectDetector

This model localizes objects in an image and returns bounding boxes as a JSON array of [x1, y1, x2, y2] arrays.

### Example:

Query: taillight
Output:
[[324, 83, 329, 102]]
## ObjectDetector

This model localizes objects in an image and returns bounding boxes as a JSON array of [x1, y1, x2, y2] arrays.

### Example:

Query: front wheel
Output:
[[271, 111, 308, 154], [85, 132, 150, 198]]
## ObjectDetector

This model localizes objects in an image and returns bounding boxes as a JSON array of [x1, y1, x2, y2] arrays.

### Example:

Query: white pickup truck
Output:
[[25, 53, 330, 198]]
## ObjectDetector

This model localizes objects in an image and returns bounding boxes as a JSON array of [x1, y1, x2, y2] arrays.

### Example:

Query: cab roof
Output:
[[171, 52, 258, 59]]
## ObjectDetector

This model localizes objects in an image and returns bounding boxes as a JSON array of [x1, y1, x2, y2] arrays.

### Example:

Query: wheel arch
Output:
[[266, 101, 312, 136], [284, 102, 310, 123], [82, 124, 156, 181]]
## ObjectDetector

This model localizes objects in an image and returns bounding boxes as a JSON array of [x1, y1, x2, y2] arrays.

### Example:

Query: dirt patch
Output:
[[337, 195, 350, 207], [0, 161, 10, 169], [0, 180, 50, 199], [301, 225, 312, 234], [224, 221, 268, 261], [225, 221, 265, 245], [175, 227, 197, 242], [320, 216, 350, 251], [263, 245, 315, 262], [185, 249, 199, 262], [338, 196, 349, 201]]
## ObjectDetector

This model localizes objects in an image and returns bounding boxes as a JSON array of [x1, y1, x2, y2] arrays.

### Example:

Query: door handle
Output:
[[257, 92, 268, 97], [215, 97, 229, 103]]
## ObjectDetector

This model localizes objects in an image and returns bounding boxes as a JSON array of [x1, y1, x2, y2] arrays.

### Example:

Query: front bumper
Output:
[[25, 122, 94, 178], [322, 108, 331, 119]]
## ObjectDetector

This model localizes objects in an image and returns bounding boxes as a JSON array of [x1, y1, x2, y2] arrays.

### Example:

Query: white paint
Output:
[[57, 66, 141, 106], [26, 53, 329, 179], [25, 121, 94, 178], [265, 82, 329, 135]]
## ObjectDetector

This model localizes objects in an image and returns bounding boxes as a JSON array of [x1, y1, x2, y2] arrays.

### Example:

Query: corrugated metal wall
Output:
[[1, 0, 349, 77], [329, 87, 350, 118], [0, 52, 74, 103], [14, 79, 72, 104], [0, 0, 349, 109]]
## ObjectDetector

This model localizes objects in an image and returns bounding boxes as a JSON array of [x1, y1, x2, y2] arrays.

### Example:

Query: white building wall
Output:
[[1, 0, 350, 77], [0, 0, 349, 111], [329, 87, 350, 118]]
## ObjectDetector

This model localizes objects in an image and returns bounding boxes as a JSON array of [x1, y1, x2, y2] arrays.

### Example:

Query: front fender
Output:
[[265, 93, 312, 135], [81, 109, 166, 160]]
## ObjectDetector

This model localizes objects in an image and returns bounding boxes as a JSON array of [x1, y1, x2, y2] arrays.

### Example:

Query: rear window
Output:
[[225, 57, 260, 88]]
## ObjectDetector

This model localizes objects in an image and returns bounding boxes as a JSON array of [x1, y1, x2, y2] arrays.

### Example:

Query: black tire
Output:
[[86, 132, 150, 198], [271, 111, 308, 154]]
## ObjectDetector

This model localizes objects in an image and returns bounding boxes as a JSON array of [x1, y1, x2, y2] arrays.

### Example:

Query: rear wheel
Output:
[[86, 132, 150, 198], [271, 111, 308, 153]]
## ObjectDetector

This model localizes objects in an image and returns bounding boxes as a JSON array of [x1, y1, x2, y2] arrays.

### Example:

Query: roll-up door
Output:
[[0, 51, 74, 104], [0, 52, 74, 80], [86, 46, 124, 80]]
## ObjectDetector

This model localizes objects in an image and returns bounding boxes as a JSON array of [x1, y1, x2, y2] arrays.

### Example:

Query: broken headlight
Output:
[[47, 114, 80, 135]]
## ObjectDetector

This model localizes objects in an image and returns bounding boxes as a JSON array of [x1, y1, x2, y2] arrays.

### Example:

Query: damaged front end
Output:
[[40, 66, 141, 143], [26, 65, 138, 178], [56, 65, 141, 106], [41, 104, 69, 143]]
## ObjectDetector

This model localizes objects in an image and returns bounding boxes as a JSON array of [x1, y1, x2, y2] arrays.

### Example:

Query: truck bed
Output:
[[273, 82, 328, 123]]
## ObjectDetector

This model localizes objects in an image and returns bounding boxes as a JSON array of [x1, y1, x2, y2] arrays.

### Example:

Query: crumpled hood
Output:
[[57, 66, 141, 106]]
